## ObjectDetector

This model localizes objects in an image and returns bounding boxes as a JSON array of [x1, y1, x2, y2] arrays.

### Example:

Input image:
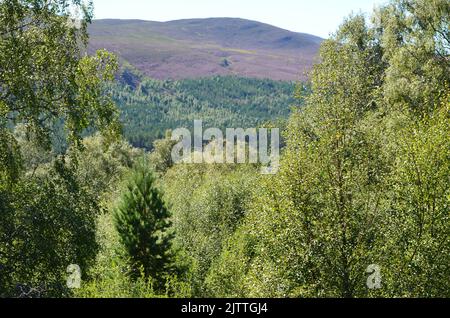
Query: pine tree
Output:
[[114, 163, 174, 288]]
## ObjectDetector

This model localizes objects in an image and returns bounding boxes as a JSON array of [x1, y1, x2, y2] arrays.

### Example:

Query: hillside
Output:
[[88, 18, 323, 81], [107, 74, 297, 149]]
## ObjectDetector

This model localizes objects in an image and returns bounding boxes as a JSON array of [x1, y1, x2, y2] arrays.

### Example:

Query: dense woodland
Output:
[[0, 0, 449, 298], [111, 72, 295, 149]]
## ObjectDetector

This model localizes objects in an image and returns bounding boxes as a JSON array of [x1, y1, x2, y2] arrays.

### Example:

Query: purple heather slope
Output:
[[88, 18, 323, 81]]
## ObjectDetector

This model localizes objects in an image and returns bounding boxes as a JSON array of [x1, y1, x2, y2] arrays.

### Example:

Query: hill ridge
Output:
[[88, 17, 323, 80]]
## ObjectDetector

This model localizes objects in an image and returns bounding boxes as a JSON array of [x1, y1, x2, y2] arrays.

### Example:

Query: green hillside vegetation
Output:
[[1, 0, 449, 299], [110, 73, 296, 149]]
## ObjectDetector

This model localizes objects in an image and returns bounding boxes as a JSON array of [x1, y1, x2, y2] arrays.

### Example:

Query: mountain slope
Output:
[[88, 18, 322, 81], [107, 75, 296, 149]]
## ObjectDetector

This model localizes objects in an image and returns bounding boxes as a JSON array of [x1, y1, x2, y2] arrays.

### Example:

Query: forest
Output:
[[0, 0, 449, 298], [110, 71, 296, 149]]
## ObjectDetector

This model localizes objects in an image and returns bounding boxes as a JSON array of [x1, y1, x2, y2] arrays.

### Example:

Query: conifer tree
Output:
[[114, 163, 174, 287]]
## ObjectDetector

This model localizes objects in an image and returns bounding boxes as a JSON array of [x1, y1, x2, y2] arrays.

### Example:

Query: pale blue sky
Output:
[[92, 0, 388, 38]]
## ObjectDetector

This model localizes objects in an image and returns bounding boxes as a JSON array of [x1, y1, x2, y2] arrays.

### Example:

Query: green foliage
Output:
[[74, 211, 191, 298], [148, 132, 177, 175], [109, 75, 296, 149], [375, 0, 449, 114], [0, 1, 120, 152], [1, 0, 448, 299], [206, 1, 449, 298], [0, 159, 99, 297], [383, 94, 450, 297], [207, 26, 391, 297], [205, 227, 257, 297], [69, 134, 143, 199], [13, 124, 54, 175], [0, 0, 121, 297], [114, 163, 175, 289], [0, 125, 22, 183], [163, 163, 258, 296]]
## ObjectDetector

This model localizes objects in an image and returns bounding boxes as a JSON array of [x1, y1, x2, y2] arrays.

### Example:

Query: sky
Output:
[[91, 0, 388, 38]]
